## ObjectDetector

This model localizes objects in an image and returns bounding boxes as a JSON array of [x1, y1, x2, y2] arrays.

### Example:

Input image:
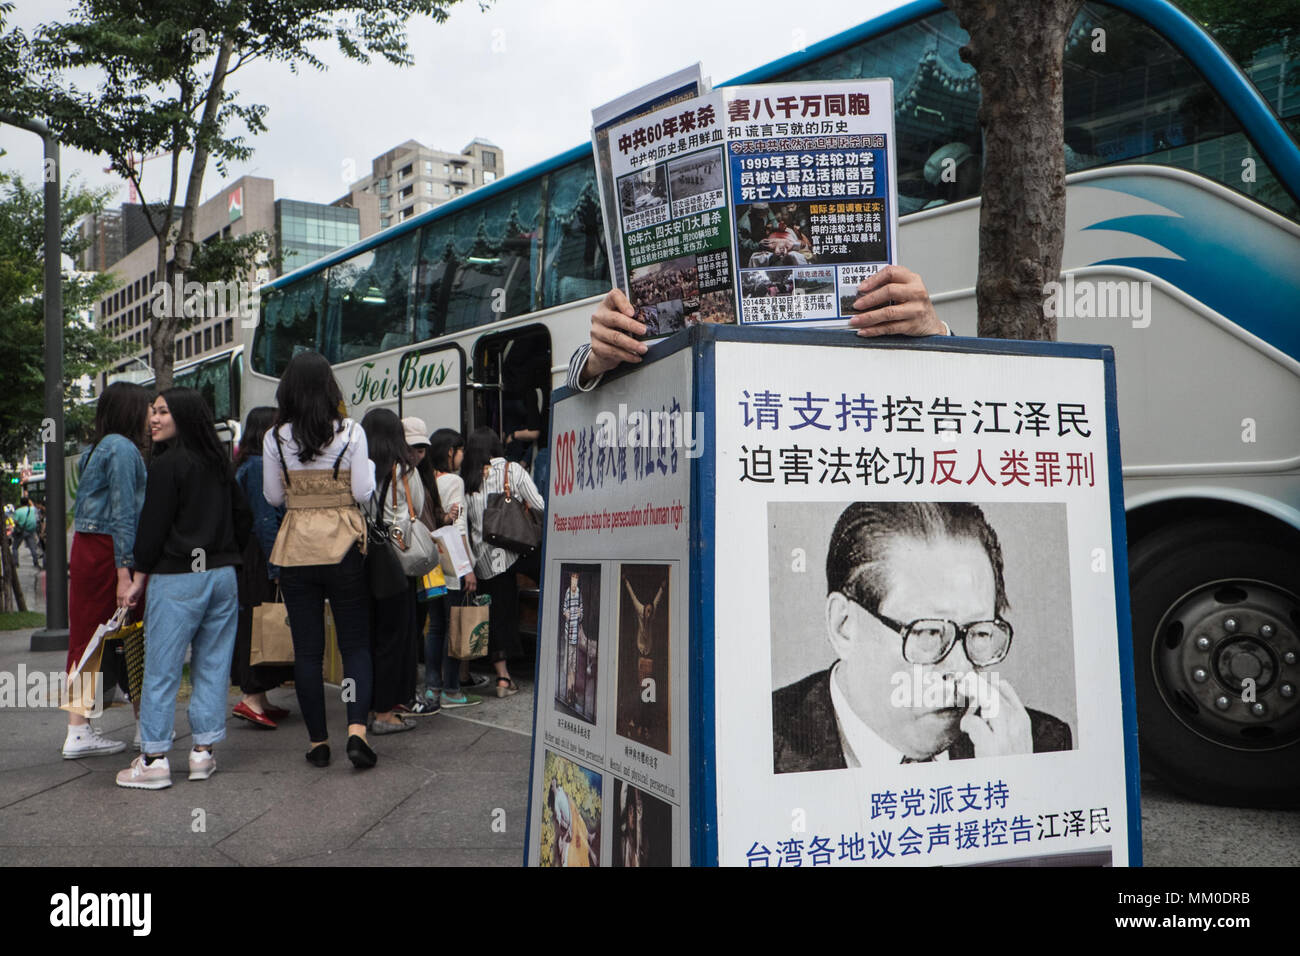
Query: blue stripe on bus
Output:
[[1083, 174, 1300, 360]]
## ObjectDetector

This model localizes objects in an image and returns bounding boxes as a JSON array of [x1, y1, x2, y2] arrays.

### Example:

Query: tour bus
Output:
[[245, 0, 1300, 806]]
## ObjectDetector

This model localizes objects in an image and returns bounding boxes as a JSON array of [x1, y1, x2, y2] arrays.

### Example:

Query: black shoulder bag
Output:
[[365, 468, 408, 599]]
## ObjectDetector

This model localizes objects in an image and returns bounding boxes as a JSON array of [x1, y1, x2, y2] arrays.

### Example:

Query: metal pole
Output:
[[31, 131, 68, 651], [0, 111, 69, 651]]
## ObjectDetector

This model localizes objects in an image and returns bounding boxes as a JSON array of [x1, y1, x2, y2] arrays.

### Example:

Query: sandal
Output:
[[495, 677, 519, 699]]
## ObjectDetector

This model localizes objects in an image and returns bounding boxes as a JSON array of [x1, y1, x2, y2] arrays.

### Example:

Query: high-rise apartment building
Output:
[[333, 137, 503, 232]]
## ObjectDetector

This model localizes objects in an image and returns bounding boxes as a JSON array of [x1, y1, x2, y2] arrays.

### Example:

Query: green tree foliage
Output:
[[0, 169, 125, 461], [1178, 0, 1300, 70], [12, 0, 480, 390]]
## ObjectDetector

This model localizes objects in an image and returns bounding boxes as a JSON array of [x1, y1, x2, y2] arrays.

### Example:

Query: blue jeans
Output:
[[423, 594, 460, 694], [139, 567, 239, 754]]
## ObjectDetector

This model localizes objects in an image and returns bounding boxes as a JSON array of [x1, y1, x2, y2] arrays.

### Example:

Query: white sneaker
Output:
[[62, 724, 127, 759], [188, 748, 215, 781], [115, 754, 172, 790]]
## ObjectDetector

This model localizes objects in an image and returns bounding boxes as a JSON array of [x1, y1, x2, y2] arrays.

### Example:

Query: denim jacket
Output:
[[235, 455, 285, 577], [73, 434, 147, 569]]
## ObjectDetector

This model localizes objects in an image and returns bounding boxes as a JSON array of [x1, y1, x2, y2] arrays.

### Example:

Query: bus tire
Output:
[[1130, 519, 1300, 809]]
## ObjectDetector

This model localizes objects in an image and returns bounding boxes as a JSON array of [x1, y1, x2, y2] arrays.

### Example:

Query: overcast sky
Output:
[[1, 0, 906, 208]]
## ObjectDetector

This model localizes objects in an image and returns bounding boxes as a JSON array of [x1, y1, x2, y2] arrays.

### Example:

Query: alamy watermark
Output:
[[1042, 275, 1150, 328], [890, 666, 1002, 717], [151, 276, 261, 328], [593, 402, 705, 459], [1, 666, 104, 716]]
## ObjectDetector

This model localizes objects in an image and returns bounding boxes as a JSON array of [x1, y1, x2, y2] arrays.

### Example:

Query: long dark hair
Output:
[[360, 408, 415, 484], [92, 382, 151, 452], [152, 387, 232, 480], [428, 428, 463, 476], [236, 406, 277, 467], [414, 446, 444, 524], [275, 350, 345, 463], [461, 426, 503, 494]]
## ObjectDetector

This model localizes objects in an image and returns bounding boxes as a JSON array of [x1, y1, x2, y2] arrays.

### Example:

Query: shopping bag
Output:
[[61, 606, 127, 717], [121, 620, 146, 706], [449, 593, 491, 660], [250, 590, 295, 665], [432, 526, 473, 579], [417, 564, 447, 602]]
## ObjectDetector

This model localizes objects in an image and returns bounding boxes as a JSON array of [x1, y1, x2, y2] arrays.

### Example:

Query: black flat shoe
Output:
[[305, 744, 330, 767], [346, 734, 376, 769]]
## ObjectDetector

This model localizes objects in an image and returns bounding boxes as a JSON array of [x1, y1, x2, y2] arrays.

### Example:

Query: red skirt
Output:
[[66, 532, 139, 673]]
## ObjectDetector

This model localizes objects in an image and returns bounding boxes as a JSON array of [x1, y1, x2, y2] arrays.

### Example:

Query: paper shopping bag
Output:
[[449, 594, 491, 660], [61, 606, 127, 717], [250, 593, 295, 665]]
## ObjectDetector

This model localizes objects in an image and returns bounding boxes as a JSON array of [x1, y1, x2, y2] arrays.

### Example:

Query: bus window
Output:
[[325, 234, 417, 363], [777, 2, 1299, 220], [543, 159, 610, 307], [414, 181, 543, 336], [253, 272, 326, 376]]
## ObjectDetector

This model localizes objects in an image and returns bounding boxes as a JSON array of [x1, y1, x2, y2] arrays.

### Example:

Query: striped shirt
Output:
[[464, 457, 545, 579], [561, 586, 583, 644]]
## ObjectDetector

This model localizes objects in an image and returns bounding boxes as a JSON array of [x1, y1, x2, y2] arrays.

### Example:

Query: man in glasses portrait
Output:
[[772, 501, 1072, 773]]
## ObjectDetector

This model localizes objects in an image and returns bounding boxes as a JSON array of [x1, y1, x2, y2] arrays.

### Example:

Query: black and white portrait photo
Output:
[[768, 501, 1077, 774]]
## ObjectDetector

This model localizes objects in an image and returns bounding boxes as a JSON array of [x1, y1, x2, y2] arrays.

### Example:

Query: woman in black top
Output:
[[116, 388, 251, 791]]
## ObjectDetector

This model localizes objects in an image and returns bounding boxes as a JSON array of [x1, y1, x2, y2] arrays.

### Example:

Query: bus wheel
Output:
[[1130, 519, 1300, 808]]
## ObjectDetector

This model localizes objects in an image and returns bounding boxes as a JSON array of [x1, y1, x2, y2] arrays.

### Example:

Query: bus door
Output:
[[468, 325, 553, 494]]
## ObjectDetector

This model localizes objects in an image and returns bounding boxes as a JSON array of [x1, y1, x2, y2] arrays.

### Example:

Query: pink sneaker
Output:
[[115, 754, 172, 790]]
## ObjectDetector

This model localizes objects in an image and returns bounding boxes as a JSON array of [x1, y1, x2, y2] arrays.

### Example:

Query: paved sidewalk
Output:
[[0, 627, 535, 866]]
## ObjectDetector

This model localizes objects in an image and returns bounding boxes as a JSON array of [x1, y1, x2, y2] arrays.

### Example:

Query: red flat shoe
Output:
[[263, 704, 290, 720], [232, 701, 277, 729]]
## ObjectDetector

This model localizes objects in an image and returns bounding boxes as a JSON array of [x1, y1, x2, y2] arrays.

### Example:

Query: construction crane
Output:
[[104, 149, 173, 204]]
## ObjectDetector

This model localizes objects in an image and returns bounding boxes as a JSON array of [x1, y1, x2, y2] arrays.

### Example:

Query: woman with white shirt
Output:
[[461, 426, 545, 697], [263, 351, 378, 770], [421, 428, 480, 708]]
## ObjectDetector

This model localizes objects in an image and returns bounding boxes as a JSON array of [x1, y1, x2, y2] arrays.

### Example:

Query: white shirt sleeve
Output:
[[511, 461, 546, 511], [349, 425, 376, 504], [263, 426, 285, 507]]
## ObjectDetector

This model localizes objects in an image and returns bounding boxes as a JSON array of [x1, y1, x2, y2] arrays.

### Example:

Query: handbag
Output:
[[388, 468, 439, 577], [61, 606, 126, 717], [482, 462, 542, 553], [250, 586, 295, 665], [365, 470, 408, 599], [121, 620, 146, 705], [449, 591, 491, 660]]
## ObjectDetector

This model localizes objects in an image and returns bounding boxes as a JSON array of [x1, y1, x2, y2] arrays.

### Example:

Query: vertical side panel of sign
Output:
[[526, 348, 695, 867]]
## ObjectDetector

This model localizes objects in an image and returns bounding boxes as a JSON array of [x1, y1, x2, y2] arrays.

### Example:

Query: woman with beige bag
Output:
[[263, 352, 378, 769]]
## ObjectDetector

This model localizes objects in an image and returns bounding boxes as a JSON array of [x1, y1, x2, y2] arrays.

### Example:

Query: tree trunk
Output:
[[155, 33, 234, 393], [945, 0, 1081, 340]]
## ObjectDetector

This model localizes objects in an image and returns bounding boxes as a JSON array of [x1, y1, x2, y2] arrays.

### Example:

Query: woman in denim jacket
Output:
[[62, 382, 152, 759]]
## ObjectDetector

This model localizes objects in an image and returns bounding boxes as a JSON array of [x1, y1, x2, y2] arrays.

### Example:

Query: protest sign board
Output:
[[526, 326, 1140, 866]]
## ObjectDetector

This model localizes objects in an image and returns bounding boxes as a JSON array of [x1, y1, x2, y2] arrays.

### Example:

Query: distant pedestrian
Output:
[[10, 496, 43, 569], [264, 351, 378, 769], [62, 382, 151, 759], [117, 388, 251, 790], [231, 406, 293, 729]]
